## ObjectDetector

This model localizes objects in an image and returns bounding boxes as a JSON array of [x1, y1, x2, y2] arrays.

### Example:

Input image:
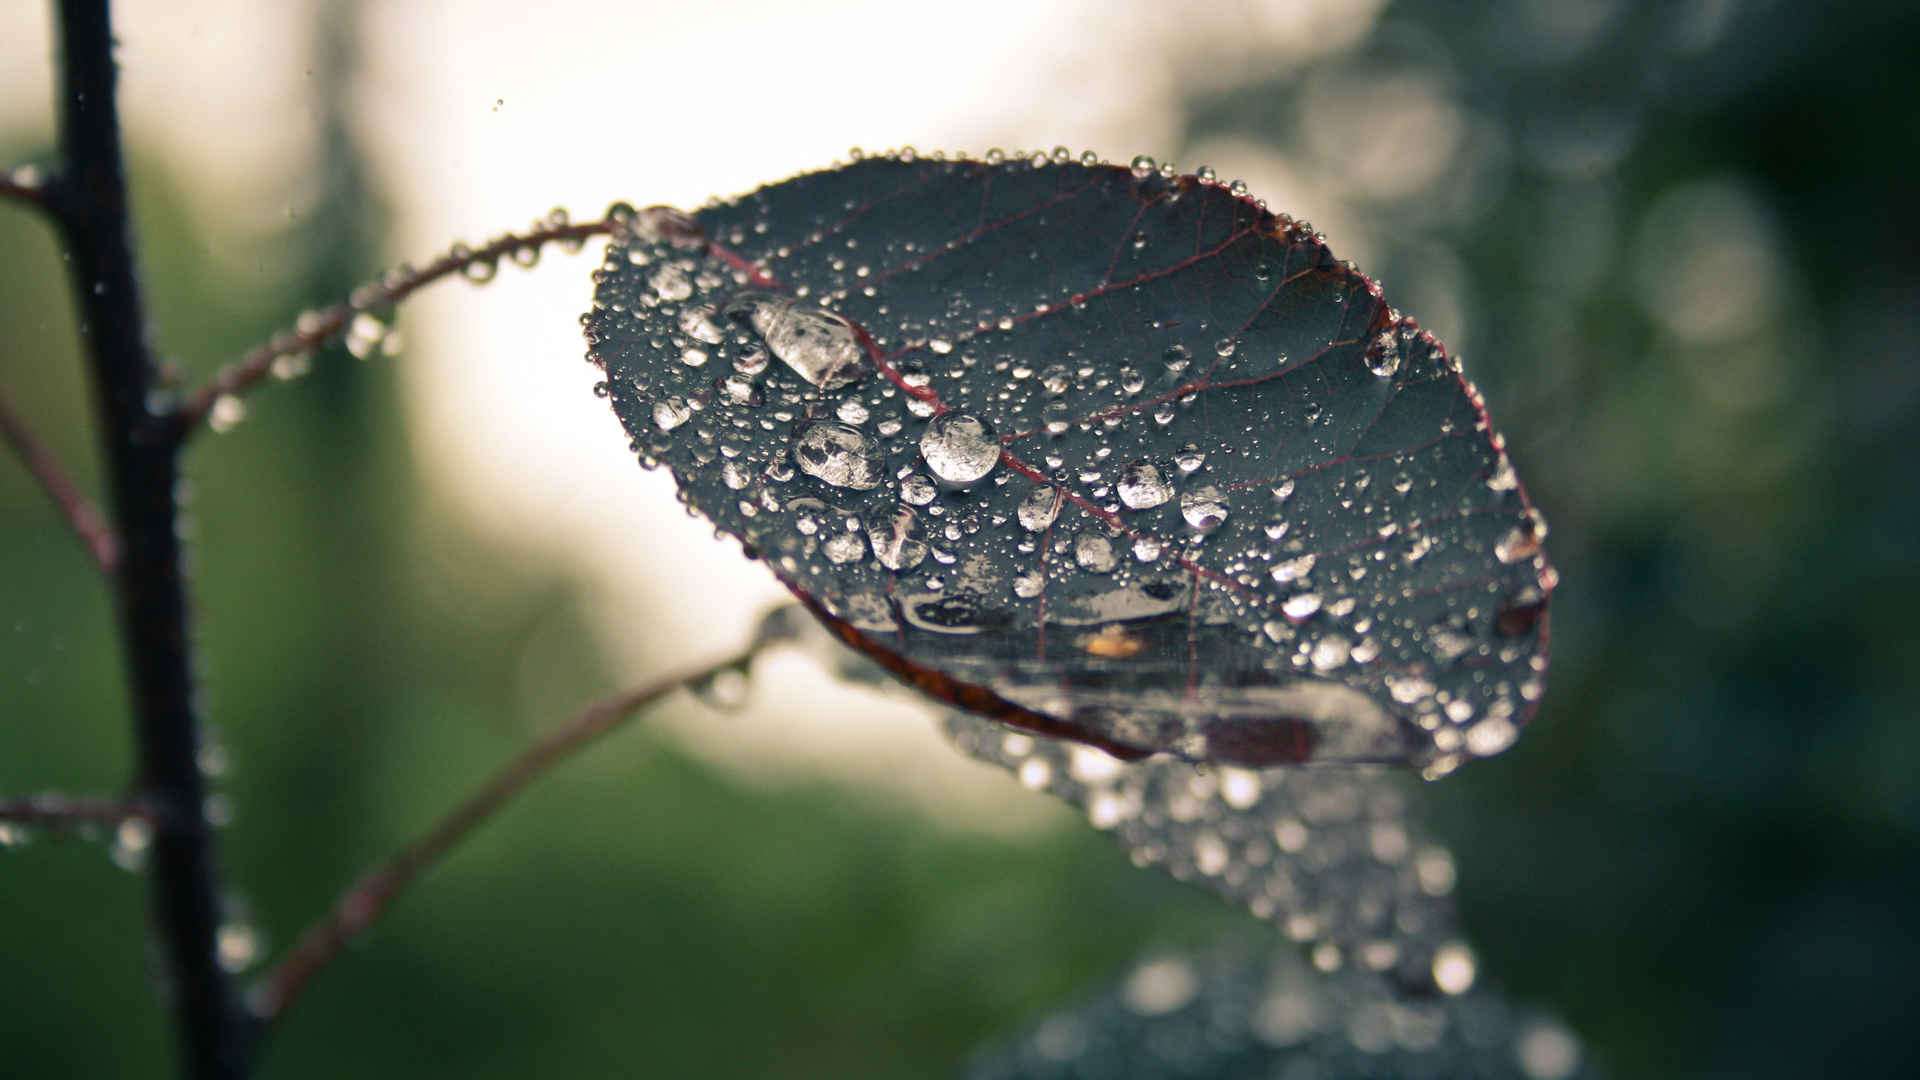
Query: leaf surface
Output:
[[586, 153, 1554, 769]]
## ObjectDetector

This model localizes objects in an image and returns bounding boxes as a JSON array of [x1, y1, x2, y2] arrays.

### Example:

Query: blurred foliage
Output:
[[4, 0, 1917, 1077]]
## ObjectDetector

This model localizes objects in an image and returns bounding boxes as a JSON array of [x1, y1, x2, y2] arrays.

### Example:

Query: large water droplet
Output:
[[1118, 460, 1173, 509], [1180, 484, 1229, 530], [794, 420, 884, 489], [725, 292, 870, 389], [919, 412, 999, 484], [1018, 484, 1063, 532], [864, 505, 929, 571]]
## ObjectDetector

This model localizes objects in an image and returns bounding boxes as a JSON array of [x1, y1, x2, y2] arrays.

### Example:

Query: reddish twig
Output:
[[0, 384, 120, 574], [170, 216, 616, 441], [250, 643, 760, 1024], [0, 793, 151, 829]]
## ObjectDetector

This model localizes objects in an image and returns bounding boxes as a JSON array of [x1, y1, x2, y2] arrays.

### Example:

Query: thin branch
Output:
[[0, 384, 121, 574], [170, 216, 616, 441], [0, 793, 151, 829], [0, 164, 56, 214], [52, 2, 250, 1076], [250, 643, 762, 1025]]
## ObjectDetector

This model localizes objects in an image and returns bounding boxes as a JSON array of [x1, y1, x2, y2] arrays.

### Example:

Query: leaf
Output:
[[942, 708, 1458, 971], [585, 152, 1554, 771], [964, 939, 1590, 1080]]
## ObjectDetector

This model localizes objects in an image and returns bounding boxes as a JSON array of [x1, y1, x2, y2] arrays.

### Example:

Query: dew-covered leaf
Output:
[[943, 709, 1458, 972], [585, 153, 1554, 770], [965, 940, 1590, 1080]]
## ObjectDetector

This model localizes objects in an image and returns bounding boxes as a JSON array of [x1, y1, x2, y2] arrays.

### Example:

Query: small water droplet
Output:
[[652, 396, 692, 431], [1180, 484, 1229, 530], [899, 473, 937, 505], [1271, 553, 1316, 584], [208, 394, 247, 433], [649, 264, 694, 301], [794, 420, 884, 489], [864, 505, 929, 571], [1074, 532, 1117, 572], [919, 412, 999, 484], [1129, 154, 1157, 180], [1132, 536, 1162, 562], [1117, 460, 1172, 509], [1017, 484, 1063, 532], [1173, 444, 1206, 473], [1282, 592, 1322, 621]]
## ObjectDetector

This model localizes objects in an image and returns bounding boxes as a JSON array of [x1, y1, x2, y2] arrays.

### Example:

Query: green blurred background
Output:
[[3, 1, 1916, 1076]]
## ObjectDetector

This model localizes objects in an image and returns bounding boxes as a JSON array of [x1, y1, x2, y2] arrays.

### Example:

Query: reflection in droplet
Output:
[[920, 412, 999, 484], [794, 420, 884, 489]]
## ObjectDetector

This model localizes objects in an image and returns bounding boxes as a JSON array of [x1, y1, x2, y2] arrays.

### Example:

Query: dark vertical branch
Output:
[[51, 2, 250, 1077]]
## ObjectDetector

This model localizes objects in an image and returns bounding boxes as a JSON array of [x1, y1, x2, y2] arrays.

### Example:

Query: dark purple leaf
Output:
[[585, 153, 1555, 771]]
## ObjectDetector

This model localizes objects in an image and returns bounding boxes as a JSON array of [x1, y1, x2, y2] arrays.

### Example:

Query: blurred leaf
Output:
[[586, 154, 1553, 772]]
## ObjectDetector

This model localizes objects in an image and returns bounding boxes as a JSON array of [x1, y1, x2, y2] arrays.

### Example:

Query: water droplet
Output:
[[1074, 532, 1117, 572], [1365, 331, 1401, 378], [208, 394, 247, 433], [1132, 536, 1162, 562], [823, 528, 866, 564], [652, 396, 692, 432], [725, 293, 869, 389], [1431, 942, 1477, 995], [793, 420, 884, 489], [1309, 635, 1351, 671], [649, 264, 694, 301], [1195, 164, 1217, 184], [1173, 444, 1206, 473], [1117, 460, 1173, 509], [1282, 593, 1322, 621], [715, 372, 762, 406], [1129, 154, 1157, 180], [919, 412, 999, 484], [1017, 485, 1063, 532], [1180, 484, 1229, 530], [1271, 553, 1316, 584], [1162, 344, 1190, 371], [677, 306, 726, 345], [899, 473, 937, 505], [864, 505, 929, 571]]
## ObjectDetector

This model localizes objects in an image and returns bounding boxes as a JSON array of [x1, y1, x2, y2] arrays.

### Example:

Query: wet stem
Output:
[[15, 2, 642, 1076]]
